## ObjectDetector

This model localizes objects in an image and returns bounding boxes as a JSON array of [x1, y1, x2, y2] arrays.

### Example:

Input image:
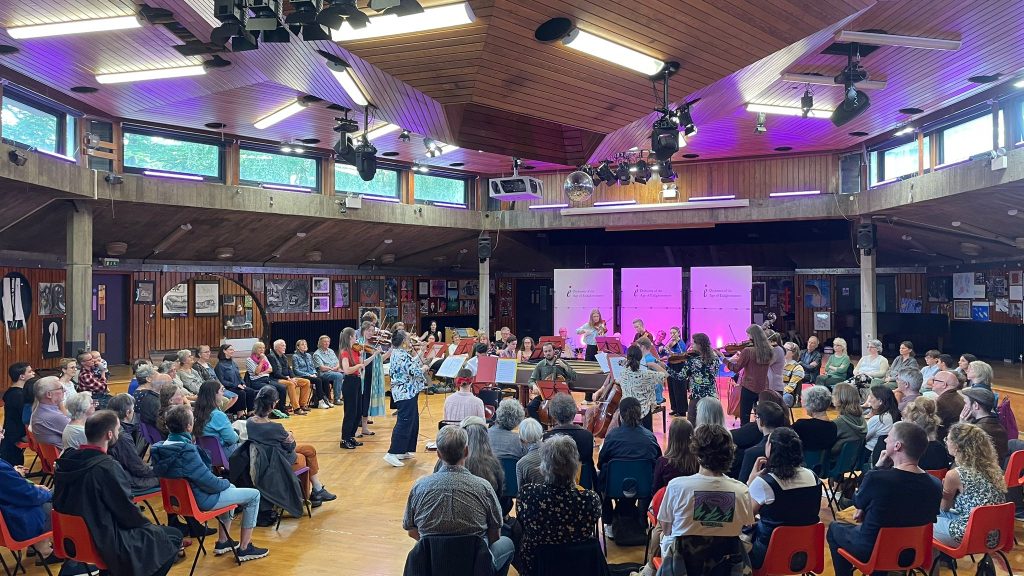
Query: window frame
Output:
[[870, 135, 931, 185], [238, 144, 322, 192], [935, 110, 1004, 167], [1, 88, 75, 155], [334, 162, 401, 198], [412, 171, 471, 206], [121, 125, 227, 182]]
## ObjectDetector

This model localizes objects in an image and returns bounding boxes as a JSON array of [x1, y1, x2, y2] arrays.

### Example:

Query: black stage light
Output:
[[677, 105, 697, 137], [230, 30, 259, 51], [286, 0, 321, 24], [634, 159, 652, 184], [7, 150, 27, 166], [104, 172, 124, 185], [754, 112, 767, 134], [650, 113, 680, 162], [299, 23, 331, 41], [595, 160, 616, 185], [262, 25, 290, 43], [801, 87, 814, 118], [616, 161, 631, 185], [354, 137, 378, 181], [658, 160, 676, 183]]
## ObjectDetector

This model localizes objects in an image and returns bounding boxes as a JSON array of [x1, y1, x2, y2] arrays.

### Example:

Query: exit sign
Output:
[[101, 258, 120, 267]]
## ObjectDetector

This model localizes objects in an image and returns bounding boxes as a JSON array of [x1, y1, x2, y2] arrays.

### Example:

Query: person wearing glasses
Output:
[[29, 376, 71, 448]]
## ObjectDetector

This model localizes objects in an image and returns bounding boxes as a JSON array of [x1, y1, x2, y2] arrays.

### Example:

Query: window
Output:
[[239, 147, 319, 191], [414, 173, 467, 204], [335, 163, 399, 197], [940, 112, 1005, 165], [876, 137, 930, 183], [123, 129, 223, 180], [2, 96, 60, 153]]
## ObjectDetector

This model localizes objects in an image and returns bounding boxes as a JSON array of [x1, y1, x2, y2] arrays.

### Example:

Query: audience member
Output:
[[926, 370, 964, 440], [515, 418, 545, 487], [694, 396, 725, 428], [0, 426, 53, 559], [156, 382, 187, 436], [966, 360, 993, 390], [292, 339, 331, 410], [465, 423, 506, 511], [193, 345, 217, 382], [895, 369, 924, 412], [746, 427, 821, 569], [597, 398, 661, 539], [137, 371, 171, 429], [853, 340, 889, 388], [62, 391, 95, 451], [731, 391, 788, 454], [75, 352, 110, 406], [902, 396, 951, 471], [883, 340, 919, 389], [863, 385, 900, 452], [57, 357, 79, 398], [150, 405, 269, 562], [654, 417, 699, 493], [543, 393, 596, 486], [403, 425, 514, 576], [791, 385, 839, 451], [214, 344, 257, 417], [934, 422, 1007, 547], [489, 399, 526, 459], [959, 387, 1008, 463], [831, 383, 867, 457], [817, 337, 851, 389], [106, 393, 159, 494], [920, 350, 941, 388], [957, 354, 977, 376], [30, 376, 70, 448], [247, 342, 287, 412], [1, 362, 34, 465], [515, 436, 602, 576], [193, 380, 240, 456], [268, 339, 312, 415], [734, 401, 788, 482], [443, 371, 485, 422], [798, 336, 822, 382], [53, 410, 183, 575], [312, 335, 345, 406], [780, 342, 806, 406], [827, 421, 942, 576], [174, 349, 203, 396]]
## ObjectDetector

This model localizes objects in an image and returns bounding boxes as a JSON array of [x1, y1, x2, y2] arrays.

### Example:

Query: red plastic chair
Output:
[[51, 510, 105, 571], [643, 486, 668, 565], [35, 442, 61, 487], [926, 468, 949, 481], [932, 502, 1014, 574], [159, 478, 240, 576], [0, 509, 53, 576], [752, 522, 825, 576], [1003, 450, 1024, 490], [837, 524, 932, 575], [132, 488, 163, 525]]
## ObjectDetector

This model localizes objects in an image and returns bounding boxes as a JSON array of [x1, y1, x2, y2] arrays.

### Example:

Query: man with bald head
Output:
[[924, 370, 963, 441], [30, 376, 71, 447], [136, 370, 172, 430]]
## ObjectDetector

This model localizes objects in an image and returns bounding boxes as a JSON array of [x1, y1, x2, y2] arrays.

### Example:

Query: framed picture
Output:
[[1011, 271, 1023, 286], [459, 279, 479, 300], [971, 302, 990, 322], [430, 279, 446, 298], [751, 282, 766, 306], [446, 288, 459, 312], [222, 295, 236, 306], [333, 281, 350, 308], [952, 273, 973, 299], [162, 283, 188, 316], [358, 306, 382, 326], [194, 280, 220, 316], [402, 301, 417, 326], [953, 300, 971, 320], [927, 277, 951, 303], [803, 279, 831, 308], [813, 311, 830, 331], [38, 282, 66, 315], [252, 275, 264, 295], [312, 277, 330, 294], [384, 278, 398, 306], [311, 296, 330, 313], [418, 280, 429, 297], [42, 317, 63, 358], [134, 280, 155, 304], [358, 279, 381, 305], [447, 280, 458, 289], [265, 278, 310, 314]]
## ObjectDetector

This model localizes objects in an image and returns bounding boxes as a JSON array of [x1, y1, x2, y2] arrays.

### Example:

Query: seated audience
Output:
[[863, 385, 900, 452], [0, 426, 53, 559], [151, 405, 269, 562], [62, 391, 94, 451], [74, 352, 111, 406], [136, 371, 171, 429], [30, 376, 70, 448], [598, 398, 661, 538], [934, 422, 1007, 547], [902, 396, 951, 471], [853, 339, 889, 388], [781, 342, 806, 406], [959, 387, 1008, 463], [312, 335, 345, 406], [465, 423, 507, 513], [694, 396, 725, 429], [489, 399, 526, 459], [732, 391, 788, 453], [957, 354, 977, 376], [895, 368, 924, 412], [734, 401, 787, 482], [157, 360, 176, 382], [966, 360, 993, 390], [926, 370, 964, 440], [657, 424, 753, 573], [883, 340, 919, 389], [654, 417, 699, 493], [193, 380, 240, 457], [831, 383, 867, 456], [403, 425, 514, 576], [214, 344, 257, 417], [444, 371, 485, 422], [514, 418, 545, 487], [543, 393, 596, 486], [827, 421, 942, 576], [746, 427, 821, 569], [57, 357, 79, 399], [292, 339, 331, 410], [156, 382, 188, 436], [106, 393, 159, 494], [792, 385, 839, 451], [1, 362, 33, 466], [268, 339, 311, 415], [247, 342, 287, 412], [174, 349, 203, 396], [515, 436, 602, 576], [193, 346, 217, 382], [798, 336, 822, 382], [920, 350, 941, 388], [817, 337, 851, 389], [53, 411, 183, 575]]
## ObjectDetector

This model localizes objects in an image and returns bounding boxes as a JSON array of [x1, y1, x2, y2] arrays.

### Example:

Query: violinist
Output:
[[658, 326, 687, 360], [339, 327, 376, 449], [576, 308, 606, 361], [526, 343, 578, 422], [660, 327, 688, 415], [674, 333, 723, 421], [636, 337, 667, 405], [358, 321, 389, 437], [724, 325, 774, 425], [631, 318, 654, 344]]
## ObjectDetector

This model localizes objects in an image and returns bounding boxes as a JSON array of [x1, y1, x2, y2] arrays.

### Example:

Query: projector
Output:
[[489, 176, 543, 201]]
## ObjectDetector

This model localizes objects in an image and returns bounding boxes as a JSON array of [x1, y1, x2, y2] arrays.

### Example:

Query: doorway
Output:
[[92, 274, 128, 364], [515, 279, 553, 339]]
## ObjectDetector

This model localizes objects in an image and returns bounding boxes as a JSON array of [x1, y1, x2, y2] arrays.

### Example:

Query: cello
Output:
[[535, 375, 570, 426], [583, 372, 621, 439]]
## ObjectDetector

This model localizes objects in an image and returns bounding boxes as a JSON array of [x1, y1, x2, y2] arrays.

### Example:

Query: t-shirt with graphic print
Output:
[[657, 473, 754, 556]]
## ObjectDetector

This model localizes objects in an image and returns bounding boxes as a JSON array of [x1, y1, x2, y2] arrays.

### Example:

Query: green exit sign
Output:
[[101, 258, 120, 267]]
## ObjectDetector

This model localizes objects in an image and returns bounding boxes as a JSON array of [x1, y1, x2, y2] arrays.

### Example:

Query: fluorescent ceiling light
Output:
[[561, 198, 749, 215], [7, 15, 140, 39], [746, 103, 832, 119], [593, 200, 637, 207], [529, 203, 569, 210], [95, 64, 205, 84], [328, 64, 368, 106], [332, 2, 475, 41], [894, 126, 914, 136], [769, 190, 821, 197], [690, 194, 736, 201], [1014, 79, 1024, 88], [254, 100, 308, 130], [835, 30, 961, 51], [563, 28, 664, 76], [780, 72, 887, 90], [366, 123, 400, 140]]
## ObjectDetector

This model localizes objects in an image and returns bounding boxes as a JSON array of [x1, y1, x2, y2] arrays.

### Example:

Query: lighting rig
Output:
[[334, 105, 378, 181]]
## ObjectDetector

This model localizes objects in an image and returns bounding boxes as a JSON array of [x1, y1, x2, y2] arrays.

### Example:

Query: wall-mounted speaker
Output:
[[856, 222, 876, 252], [478, 236, 491, 261]]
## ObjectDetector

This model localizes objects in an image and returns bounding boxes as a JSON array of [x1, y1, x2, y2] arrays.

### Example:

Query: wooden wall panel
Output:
[[0, 267, 66, 399], [794, 273, 838, 344]]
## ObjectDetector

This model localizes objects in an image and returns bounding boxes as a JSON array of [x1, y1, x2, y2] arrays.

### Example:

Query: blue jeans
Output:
[[934, 510, 959, 547], [490, 535, 514, 576], [211, 486, 261, 529], [321, 372, 344, 402]]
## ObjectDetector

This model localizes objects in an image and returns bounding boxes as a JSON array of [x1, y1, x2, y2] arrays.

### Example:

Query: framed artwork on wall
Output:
[[430, 279, 445, 297], [134, 280, 155, 304], [312, 277, 330, 294], [333, 282, 350, 308], [312, 296, 330, 313], [162, 283, 188, 316], [194, 281, 220, 316], [953, 300, 970, 320], [265, 278, 310, 314], [927, 277, 951, 302], [418, 280, 429, 297], [751, 282, 766, 306], [358, 279, 382, 305]]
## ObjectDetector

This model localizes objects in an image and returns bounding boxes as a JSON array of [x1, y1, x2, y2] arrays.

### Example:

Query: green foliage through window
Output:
[[414, 173, 466, 204], [1, 98, 58, 152], [239, 148, 318, 189], [123, 132, 221, 178], [335, 164, 398, 197]]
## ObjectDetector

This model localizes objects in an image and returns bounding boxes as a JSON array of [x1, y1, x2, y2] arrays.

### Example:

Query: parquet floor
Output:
[[6, 362, 1024, 575]]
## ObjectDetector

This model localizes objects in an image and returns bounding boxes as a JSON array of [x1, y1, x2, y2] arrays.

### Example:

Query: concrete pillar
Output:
[[860, 241, 877, 351], [66, 202, 92, 354], [478, 256, 490, 339]]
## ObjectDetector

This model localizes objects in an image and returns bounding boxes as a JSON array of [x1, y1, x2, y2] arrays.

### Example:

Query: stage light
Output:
[[331, 2, 474, 41], [7, 150, 27, 166], [104, 172, 124, 185], [754, 112, 767, 134], [746, 103, 832, 119], [254, 99, 309, 129], [676, 105, 697, 137], [595, 160, 616, 185], [7, 15, 141, 39], [615, 161, 631, 185], [634, 159, 652, 184], [658, 160, 676, 183], [562, 28, 664, 76], [800, 87, 814, 118], [96, 64, 205, 84], [326, 60, 369, 106], [399, 129, 411, 141], [651, 115, 680, 161]]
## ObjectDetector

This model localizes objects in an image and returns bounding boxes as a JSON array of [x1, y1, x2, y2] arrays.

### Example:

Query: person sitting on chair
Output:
[[403, 425, 515, 576], [597, 397, 661, 540], [489, 399, 526, 459], [29, 376, 70, 448], [0, 426, 55, 564], [933, 422, 1006, 547], [543, 393, 596, 486], [515, 418, 545, 487], [525, 343, 577, 422], [443, 371, 485, 422], [53, 410, 183, 576]]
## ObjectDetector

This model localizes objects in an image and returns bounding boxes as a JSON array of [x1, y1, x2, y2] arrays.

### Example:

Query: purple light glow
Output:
[[769, 190, 821, 198], [689, 266, 752, 351], [688, 194, 736, 201], [261, 183, 312, 192], [143, 170, 204, 181], [529, 203, 570, 210], [620, 268, 683, 347], [593, 200, 638, 207], [362, 195, 401, 203], [433, 202, 468, 209], [35, 148, 76, 163], [554, 269, 614, 349]]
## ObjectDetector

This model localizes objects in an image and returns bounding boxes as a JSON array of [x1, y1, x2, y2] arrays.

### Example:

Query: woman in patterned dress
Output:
[[934, 422, 1006, 546], [617, 345, 667, 432], [671, 333, 722, 423]]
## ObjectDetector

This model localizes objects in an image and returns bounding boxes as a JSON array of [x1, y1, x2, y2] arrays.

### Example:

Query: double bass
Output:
[[583, 372, 621, 439]]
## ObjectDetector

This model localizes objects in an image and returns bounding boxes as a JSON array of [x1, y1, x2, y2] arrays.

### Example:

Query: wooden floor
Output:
[[6, 362, 1024, 575]]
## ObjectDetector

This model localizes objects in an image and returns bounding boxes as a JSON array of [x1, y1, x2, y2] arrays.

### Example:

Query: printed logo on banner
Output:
[[690, 266, 753, 349]]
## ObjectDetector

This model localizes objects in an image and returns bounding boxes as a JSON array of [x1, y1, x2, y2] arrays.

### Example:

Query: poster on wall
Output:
[[952, 273, 974, 299], [553, 268, 615, 344], [989, 276, 1008, 298], [803, 279, 831, 308], [1011, 271, 1023, 286], [42, 317, 62, 358], [1011, 302, 1023, 319], [689, 266, 752, 350], [953, 300, 970, 320], [459, 279, 479, 300], [619, 267, 683, 348], [134, 280, 155, 304], [194, 281, 220, 316], [162, 283, 189, 316], [751, 282, 766, 306], [402, 302, 417, 326], [252, 275, 264, 296], [971, 302, 990, 321], [418, 281, 429, 297], [899, 298, 922, 313], [400, 280, 413, 302], [446, 289, 459, 312], [311, 296, 330, 313], [312, 277, 330, 294], [419, 299, 429, 314], [265, 278, 309, 314], [996, 298, 1009, 313], [429, 279, 446, 297], [358, 279, 382, 305], [384, 278, 398, 306], [333, 282, 350, 308], [927, 277, 951, 303], [813, 312, 831, 331], [1011, 285, 1023, 301], [38, 283, 66, 315]]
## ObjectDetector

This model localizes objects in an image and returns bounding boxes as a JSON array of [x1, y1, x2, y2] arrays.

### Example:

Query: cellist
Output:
[[525, 343, 578, 422]]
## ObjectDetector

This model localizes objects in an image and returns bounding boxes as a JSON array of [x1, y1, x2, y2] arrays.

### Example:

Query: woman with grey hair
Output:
[[515, 418, 545, 486], [790, 385, 838, 451], [694, 396, 725, 429], [489, 398, 526, 459], [174, 349, 203, 395], [544, 393, 596, 487], [515, 436, 601, 576], [465, 423, 508, 512], [854, 339, 889, 387], [966, 360, 993, 389], [62, 391, 95, 450]]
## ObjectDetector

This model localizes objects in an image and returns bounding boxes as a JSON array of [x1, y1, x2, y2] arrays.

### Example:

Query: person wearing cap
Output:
[[959, 387, 1008, 463], [925, 370, 964, 441]]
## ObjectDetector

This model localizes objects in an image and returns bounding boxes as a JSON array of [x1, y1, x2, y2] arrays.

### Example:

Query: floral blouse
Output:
[[948, 467, 1005, 544], [672, 355, 721, 402], [390, 348, 426, 402], [515, 482, 601, 576], [618, 366, 665, 417]]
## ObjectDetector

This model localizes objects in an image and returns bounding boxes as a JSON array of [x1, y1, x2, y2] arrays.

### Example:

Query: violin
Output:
[[720, 312, 778, 356], [596, 320, 608, 336]]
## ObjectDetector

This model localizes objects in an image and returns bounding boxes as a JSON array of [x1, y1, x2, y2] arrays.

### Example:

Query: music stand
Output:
[[537, 380, 570, 400], [453, 339, 476, 356], [596, 337, 623, 354], [530, 336, 566, 360]]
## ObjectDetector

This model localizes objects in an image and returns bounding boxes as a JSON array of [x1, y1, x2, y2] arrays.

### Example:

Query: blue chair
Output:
[[578, 464, 594, 490], [599, 459, 654, 552], [824, 440, 864, 519], [500, 457, 519, 499], [139, 421, 165, 446], [802, 449, 828, 477], [196, 435, 230, 470]]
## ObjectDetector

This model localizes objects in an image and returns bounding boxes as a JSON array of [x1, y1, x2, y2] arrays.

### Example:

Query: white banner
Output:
[[689, 266, 752, 349], [554, 268, 614, 346], [620, 267, 683, 344]]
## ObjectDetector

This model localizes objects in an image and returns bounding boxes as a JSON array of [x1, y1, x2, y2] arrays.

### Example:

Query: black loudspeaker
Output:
[[478, 236, 492, 260], [830, 90, 871, 127], [856, 223, 876, 251]]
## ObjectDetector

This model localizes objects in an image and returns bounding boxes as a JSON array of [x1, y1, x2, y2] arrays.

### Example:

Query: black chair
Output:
[[403, 534, 494, 576], [535, 538, 610, 576]]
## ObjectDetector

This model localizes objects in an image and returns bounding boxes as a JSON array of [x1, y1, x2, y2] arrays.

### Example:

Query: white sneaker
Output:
[[397, 452, 414, 460], [383, 453, 405, 467], [404, 452, 416, 459], [318, 400, 331, 409]]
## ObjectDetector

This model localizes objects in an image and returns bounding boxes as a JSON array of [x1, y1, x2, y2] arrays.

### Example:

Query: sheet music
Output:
[[495, 359, 518, 384], [596, 352, 611, 373], [435, 355, 467, 379], [609, 354, 626, 381]]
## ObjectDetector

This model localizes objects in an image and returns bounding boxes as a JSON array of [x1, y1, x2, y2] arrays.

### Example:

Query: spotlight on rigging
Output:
[[634, 158, 652, 184], [7, 149, 27, 166], [615, 161, 631, 185], [595, 160, 616, 186], [754, 112, 767, 134], [424, 137, 443, 158], [658, 159, 676, 183], [800, 87, 814, 118], [676, 101, 698, 137], [650, 114, 680, 162]]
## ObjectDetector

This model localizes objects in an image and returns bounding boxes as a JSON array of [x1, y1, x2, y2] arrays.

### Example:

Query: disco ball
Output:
[[563, 170, 595, 203]]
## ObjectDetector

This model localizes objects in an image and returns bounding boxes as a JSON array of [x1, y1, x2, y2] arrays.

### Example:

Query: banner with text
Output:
[[620, 267, 683, 346], [689, 266, 752, 349], [554, 268, 614, 348]]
